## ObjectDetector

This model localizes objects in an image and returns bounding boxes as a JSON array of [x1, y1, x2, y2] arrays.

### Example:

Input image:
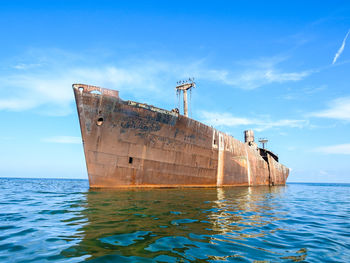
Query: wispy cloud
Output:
[[332, 29, 350, 64], [12, 63, 43, 70], [310, 97, 350, 121], [282, 85, 327, 100], [200, 57, 312, 90], [0, 57, 182, 115], [0, 98, 38, 111], [0, 49, 314, 115], [314, 143, 350, 155], [42, 136, 81, 144], [200, 111, 308, 131]]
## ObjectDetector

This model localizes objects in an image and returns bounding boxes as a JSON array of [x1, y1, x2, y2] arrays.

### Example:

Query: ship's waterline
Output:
[[73, 83, 289, 188]]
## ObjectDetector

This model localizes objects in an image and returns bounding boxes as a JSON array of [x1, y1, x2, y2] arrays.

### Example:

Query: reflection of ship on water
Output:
[[61, 188, 220, 260], [208, 187, 285, 235], [61, 187, 307, 262], [207, 187, 308, 262]]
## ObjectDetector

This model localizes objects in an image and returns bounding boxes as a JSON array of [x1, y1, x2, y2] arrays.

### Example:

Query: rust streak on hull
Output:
[[73, 84, 289, 188]]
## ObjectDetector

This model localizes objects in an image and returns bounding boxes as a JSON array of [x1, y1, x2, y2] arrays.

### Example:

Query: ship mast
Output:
[[175, 78, 195, 117], [259, 138, 268, 149]]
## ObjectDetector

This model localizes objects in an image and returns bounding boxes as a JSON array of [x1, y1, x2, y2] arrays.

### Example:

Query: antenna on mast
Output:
[[175, 78, 196, 117], [258, 138, 268, 149]]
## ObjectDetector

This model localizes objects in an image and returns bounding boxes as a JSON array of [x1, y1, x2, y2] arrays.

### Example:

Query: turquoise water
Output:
[[0, 178, 349, 262]]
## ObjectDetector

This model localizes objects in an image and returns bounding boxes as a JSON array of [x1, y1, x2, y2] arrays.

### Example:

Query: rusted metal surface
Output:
[[73, 84, 289, 188]]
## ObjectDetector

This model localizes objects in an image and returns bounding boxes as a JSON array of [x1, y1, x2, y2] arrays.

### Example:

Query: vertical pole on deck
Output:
[[183, 89, 188, 117], [175, 79, 195, 117]]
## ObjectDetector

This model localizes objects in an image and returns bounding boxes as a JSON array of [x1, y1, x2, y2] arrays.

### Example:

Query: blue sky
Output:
[[0, 0, 349, 182]]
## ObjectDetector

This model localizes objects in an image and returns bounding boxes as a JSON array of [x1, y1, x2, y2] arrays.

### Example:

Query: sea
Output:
[[0, 178, 349, 262]]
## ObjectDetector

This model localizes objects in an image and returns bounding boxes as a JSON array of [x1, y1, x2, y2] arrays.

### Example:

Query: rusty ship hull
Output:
[[73, 84, 289, 188]]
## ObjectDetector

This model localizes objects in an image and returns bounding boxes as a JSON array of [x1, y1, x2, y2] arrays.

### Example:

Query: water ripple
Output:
[[0, 179, 349, 262]]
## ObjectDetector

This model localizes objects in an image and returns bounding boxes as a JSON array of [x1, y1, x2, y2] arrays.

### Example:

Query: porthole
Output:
[[96, 117, 104, 126]]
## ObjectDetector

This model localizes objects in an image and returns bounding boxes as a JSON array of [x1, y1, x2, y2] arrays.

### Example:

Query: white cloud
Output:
[[200, 111, 308, 131], [201, 68, 311, 90], [332, 29, 350, 64], [282, 85, 327, 100], [310, 97, 350, 121], [200, 111, 252, 126], [256, 119, 307, 131], [314, 144, 350, 155], [0, 50, 313, 115], [12, 63, 43, 70], [0, 61, 178, 115], [199, 55, 313, 90], [0, 98, 38, 111], [42, 136, 82, 144]]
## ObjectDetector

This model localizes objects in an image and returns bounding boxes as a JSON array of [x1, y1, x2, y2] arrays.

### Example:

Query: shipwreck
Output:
[[73, 81, 289, 188]]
